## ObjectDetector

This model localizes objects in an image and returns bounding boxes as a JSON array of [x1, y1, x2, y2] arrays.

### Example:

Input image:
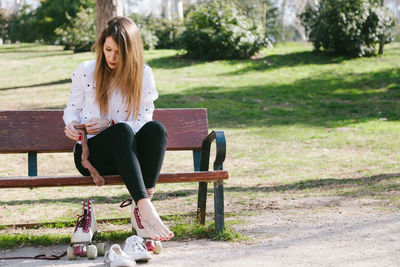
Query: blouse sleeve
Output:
[[63, 64, 85, 125], [119, 66, 158, 133]]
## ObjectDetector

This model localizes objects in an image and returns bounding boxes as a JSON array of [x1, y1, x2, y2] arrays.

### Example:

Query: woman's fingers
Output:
[[66, 118, 107, 136], [64, 129, 79, 141], [68, 128, 80, 138], [67, 123, 80, 135], [86, 125, 99, 135], [65, 122, 81, 141]]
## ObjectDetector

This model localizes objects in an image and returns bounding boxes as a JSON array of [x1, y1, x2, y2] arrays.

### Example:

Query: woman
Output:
[[63, 16, 173, 241]]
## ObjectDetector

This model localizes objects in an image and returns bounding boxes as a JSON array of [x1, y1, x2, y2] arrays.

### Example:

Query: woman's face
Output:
[[103, 36, 119, 70]]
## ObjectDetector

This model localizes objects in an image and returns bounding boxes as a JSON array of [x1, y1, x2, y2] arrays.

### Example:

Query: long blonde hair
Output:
[[93, 16, 144, 120]]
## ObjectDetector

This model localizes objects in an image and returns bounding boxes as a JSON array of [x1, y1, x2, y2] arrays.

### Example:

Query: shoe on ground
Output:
[[123, 235, 152, 262], [104, 244, 136, 267]]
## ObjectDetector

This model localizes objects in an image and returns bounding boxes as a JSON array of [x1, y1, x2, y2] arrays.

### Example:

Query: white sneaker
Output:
[[123, 235, 152, 262], [104, 244, 136, 267]]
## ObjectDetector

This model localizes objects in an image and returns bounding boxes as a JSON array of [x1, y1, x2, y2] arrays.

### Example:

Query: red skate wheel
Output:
[[146, 240, 156, 252], [73, 245, 85, 256]]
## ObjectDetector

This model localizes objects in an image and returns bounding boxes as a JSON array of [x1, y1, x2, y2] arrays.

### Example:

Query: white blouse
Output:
[[63, 60, 158, 139]]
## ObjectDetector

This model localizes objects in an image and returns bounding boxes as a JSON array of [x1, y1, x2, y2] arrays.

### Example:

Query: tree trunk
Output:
[[96, 0, 124, 38], [262, 2, 267, 31], [176, 0, 183, 22], [163, 0, 173, 21], [378, 0, 385, 54], [280, 0, 288, 41]]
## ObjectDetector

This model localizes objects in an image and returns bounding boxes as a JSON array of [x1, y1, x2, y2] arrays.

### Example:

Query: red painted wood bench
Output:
[[0, 109, 228, 232]]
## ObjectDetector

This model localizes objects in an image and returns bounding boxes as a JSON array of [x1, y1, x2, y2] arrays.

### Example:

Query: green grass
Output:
[[0, 231, 133, 249], [0, 232, 71, 249], [1, 42, 400, 247], [0, 223, 244, 249], [171, 222, 246, 241]]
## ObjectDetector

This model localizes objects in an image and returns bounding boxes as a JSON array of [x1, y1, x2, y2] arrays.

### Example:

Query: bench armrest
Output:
[[199, 130, 226, 171]]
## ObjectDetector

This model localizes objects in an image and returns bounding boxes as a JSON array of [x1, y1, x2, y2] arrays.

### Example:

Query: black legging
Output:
[[74, 121, 167, 203]]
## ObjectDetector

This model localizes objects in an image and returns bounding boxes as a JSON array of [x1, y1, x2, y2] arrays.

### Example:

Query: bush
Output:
[[129, 13, 183, 50], [153, 19, 184, 49], [394, 22, 400, 41], [179, 2, 269, 60], [301, 0, 396, 57], [140, 27, 159, 50], [222, 0, 279, 43], [6, 5, 38, 43], [128, 14, 159, 50], [0, 10, 8, 41], [55, 7, 96, 52]]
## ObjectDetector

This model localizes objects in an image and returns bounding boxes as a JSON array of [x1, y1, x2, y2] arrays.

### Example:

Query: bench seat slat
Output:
[[0, 171, 228, 188]]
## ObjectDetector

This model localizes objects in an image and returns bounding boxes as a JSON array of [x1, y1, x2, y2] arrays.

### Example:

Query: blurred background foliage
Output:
[[301, 0, 396, 57], [0, 0, 398, 58]]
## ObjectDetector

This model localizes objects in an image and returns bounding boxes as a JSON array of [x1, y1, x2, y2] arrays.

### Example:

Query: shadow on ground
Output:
[[157, 68, 400, 128], [226, 173, 400, 195], [146, 54, 207, 69], [0, 173, 398, 206], [0, 79, 70, 91], [223, 50, 347, 75]]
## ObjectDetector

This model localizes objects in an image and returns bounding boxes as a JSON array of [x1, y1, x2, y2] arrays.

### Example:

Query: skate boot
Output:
[[67, 199, 105, 260], [120, 199, 162, 254], [71, 199, 97, 243]]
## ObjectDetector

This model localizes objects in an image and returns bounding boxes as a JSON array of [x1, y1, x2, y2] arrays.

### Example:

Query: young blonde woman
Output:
[[63, 16, 173, 242]]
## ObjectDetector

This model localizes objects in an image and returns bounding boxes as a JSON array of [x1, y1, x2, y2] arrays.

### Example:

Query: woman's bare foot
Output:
[[137, 198, 174, 241]]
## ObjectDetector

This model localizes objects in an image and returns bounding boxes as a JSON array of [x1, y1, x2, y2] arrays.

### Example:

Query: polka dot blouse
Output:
[[63, 59, 158, 138]]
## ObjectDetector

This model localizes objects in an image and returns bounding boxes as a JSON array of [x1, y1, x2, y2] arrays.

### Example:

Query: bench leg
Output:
[[197, 182, 208, 224], [214, 180, 225, 233], [28, 152, 37, 176]]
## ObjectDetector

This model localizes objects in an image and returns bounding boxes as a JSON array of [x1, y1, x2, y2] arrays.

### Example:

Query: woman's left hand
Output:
[[85, 117, 108, 135]]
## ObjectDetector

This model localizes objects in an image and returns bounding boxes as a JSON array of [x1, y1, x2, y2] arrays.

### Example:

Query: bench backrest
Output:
[[0, 109, 208, 153]]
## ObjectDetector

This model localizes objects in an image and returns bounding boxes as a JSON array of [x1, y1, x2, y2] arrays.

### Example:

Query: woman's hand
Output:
[[64, 121, 81, 141], [85, 117, 108, 135]]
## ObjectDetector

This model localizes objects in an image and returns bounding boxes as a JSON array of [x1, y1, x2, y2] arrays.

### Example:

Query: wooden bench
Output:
[[0, 109, 228, 232]]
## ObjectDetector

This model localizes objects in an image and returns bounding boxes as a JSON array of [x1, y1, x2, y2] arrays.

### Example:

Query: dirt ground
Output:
[[1, 195, 399, 266]]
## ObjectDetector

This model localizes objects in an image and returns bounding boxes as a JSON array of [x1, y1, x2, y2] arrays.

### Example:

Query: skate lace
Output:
[[134, 207, 145, 229], [75, 210, 91, 232], [75, 215, 84, 229], [120, 198, 133, 208], [120, 199, 144, 229], [133, 241, 146, 252]]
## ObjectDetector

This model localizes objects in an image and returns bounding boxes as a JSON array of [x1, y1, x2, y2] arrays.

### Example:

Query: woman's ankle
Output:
[[146, 188, 155, 199], [137, 197, 151, 208]]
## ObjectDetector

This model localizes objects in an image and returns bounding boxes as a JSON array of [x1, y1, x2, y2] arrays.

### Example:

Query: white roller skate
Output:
[[67, 199, 105, 260], [120, 199, 162, 255]]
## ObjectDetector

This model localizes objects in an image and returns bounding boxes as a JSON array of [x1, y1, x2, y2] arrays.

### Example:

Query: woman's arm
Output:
[[63, 64, 85, 125], [63, 64, 85, 141]]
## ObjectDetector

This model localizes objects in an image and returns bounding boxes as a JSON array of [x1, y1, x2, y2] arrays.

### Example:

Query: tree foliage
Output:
[[301, 0, 396, 57], [0, 10, 9, 40], [55, 7, 96, 52], [34, 0, 95, 43]]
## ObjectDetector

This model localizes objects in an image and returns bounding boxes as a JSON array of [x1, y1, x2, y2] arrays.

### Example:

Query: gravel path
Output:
[[1, 196, 399, 266]]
